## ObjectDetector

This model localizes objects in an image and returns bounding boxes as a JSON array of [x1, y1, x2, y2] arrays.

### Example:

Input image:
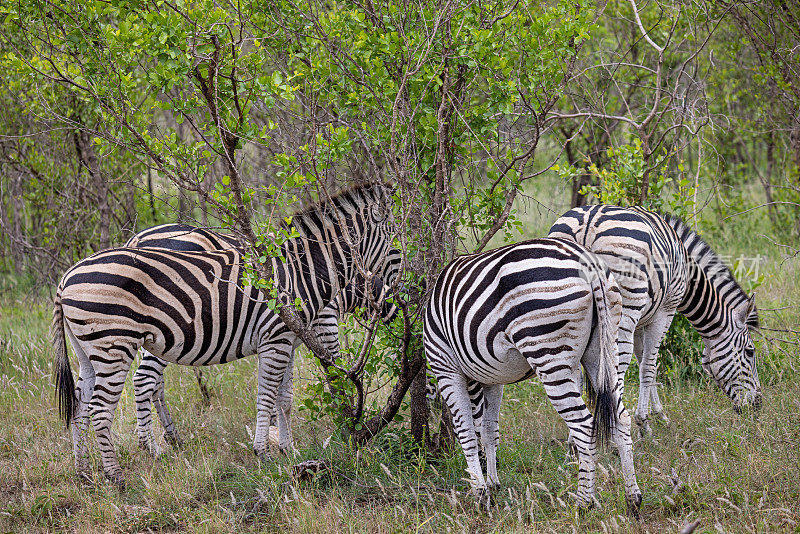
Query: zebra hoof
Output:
[[138, 438, 163, 458], [105, 472, 126, 491], [626, 491, 642, 519], [278, 446, 298, 457], [575, 494, 599, 514], [164, 431, 184, 449], [254, 449, 273, 464], [633, 415, 652, 438], [76, 471, 94, 487], [476, 487, 492, 512]]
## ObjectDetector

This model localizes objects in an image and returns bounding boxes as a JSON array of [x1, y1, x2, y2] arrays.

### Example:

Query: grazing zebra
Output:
[[424, 238, 642, 512], [125, 223, 402, 456], [52, 183, 393, 487], [548, 205, 760, 435]]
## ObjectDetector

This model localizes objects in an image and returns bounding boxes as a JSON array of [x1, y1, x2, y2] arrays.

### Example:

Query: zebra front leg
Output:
[[253, 339, 294, 462], [641, 324, 669, 427], [649, 386, 669, 425], [275, 350, 295, 455], [436, 370, 489, 510], [480, 384, 504, 494], [151, 361, 182, 448], [634, 311, 674, 437]]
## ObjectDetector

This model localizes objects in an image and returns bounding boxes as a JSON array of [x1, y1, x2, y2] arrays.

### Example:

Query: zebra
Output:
[[423, 238, 642, 512], [124, 223, 402, 456], [52, 182, 393, 487], [548, 205, 760, 435]]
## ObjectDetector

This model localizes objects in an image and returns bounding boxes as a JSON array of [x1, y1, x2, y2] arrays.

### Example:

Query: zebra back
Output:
[[125, 223, 241, 251], [127, 223, 401, 323]]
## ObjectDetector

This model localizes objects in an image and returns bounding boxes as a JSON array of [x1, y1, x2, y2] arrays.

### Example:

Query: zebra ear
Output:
[[745, 293, 759, 330], [734, 294, 758, 330], [370, 203, 388, 222]]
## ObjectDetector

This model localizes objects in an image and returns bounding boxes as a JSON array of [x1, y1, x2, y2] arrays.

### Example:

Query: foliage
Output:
[[577, 140, 668, 210], [573, 139, 699, 219]]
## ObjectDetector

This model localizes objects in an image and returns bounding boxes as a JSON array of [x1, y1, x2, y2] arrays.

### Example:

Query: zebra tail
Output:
[[52, 292, 76, 429], [588, 264, 620, 450]]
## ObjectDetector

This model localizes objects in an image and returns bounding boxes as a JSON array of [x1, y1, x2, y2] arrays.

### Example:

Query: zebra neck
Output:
[[269, 251, 335, 324], [677, 259, 728, 338]]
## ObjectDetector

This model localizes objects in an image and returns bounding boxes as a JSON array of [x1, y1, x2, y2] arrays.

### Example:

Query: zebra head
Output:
[[701, 294, 761, 413], [350, 182, 394, 274]]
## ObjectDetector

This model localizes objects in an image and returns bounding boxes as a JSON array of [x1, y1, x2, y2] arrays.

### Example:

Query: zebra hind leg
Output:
[[480, 384, 504, 494], [435, 369, 489, 510], [68, 330, 96, 484], [86, 348, 135, 489], [533, 357, 598, 509], [467, 379, 487, 470], [583, 330, 642, 516], [610, 377, 642, 516]]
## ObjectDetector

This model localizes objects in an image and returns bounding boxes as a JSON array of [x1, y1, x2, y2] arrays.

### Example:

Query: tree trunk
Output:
[[178, 188, 188, 222], [147, 166, 157, 222], [437, 398, 457, 450], [792, 115, 800, 235], [11, 175, 23, 275], [409, 365, 429, 444], [571, 169, 591, 207]]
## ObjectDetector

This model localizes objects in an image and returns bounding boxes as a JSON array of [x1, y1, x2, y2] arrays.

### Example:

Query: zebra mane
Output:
[[660, 212, 759, 328], [288, 181, 388, 231]]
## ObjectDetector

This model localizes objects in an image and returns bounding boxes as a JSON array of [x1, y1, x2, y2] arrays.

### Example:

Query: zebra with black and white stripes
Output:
[[52, 183, 393, 487], [548, 205, 760, 435], [424, 238, 642, 512], [124, 223, 402, 456]]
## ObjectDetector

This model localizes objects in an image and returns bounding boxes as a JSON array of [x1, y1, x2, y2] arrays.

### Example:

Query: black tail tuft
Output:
[[52, 297, 76, 428], [54, 354, 76, 428], [591, 389, 616, 450]]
